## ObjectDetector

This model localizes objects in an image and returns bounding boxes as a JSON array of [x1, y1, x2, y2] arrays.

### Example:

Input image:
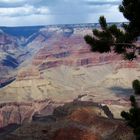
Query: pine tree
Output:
[[84, 0, 140, 60], [133, 80, 140, 95], [119, 0, 140, 39], [121, 81, 140, 140]]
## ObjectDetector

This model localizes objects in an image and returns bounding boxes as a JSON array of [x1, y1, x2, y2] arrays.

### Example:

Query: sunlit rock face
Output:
[[0, 23, 139, 134], [0, 99, 58, 128]]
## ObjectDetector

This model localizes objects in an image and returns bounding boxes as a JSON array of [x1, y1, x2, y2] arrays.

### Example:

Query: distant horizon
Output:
[[0, 21, 128, 28]]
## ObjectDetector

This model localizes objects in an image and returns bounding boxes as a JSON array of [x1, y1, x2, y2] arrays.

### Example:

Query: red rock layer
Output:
[[53, 127, 100, 140]]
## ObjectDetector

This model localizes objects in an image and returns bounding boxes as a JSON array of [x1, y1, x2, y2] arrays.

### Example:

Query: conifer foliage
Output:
[[121, 80, 140, 140], [119, 0, 140, 38], [84, 0, 140, 60], [133, 80, 140, 95]]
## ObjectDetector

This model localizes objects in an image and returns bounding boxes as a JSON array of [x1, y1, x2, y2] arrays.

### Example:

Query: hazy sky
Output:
[[0, 0, 126, 26]]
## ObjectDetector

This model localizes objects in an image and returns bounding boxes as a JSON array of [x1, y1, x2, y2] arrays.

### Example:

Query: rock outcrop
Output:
[[0, 99, 57, 128], [2, 100, 134, 140]]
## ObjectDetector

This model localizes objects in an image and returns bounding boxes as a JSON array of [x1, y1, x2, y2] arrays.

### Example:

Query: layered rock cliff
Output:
[[0, 24, 139, 139]]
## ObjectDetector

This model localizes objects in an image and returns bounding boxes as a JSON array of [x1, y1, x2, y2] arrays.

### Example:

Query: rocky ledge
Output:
[[1, 99, 134, 140]]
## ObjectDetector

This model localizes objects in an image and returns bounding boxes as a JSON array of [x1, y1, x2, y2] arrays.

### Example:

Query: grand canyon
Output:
[[0, 23, 139, 140]]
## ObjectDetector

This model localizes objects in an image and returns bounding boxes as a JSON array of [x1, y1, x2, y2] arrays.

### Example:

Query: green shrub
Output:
[[132, 80, 140, 95]]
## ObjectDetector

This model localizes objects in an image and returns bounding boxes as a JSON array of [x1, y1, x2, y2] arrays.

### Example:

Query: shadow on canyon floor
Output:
[[108, 86, 133, 97], [0, 124, 20, 139]]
